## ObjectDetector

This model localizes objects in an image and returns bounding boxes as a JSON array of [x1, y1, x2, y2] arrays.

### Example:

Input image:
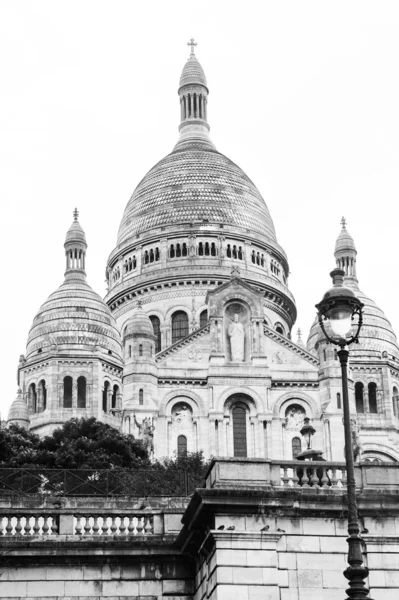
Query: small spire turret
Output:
[[334, 218, 358, 284], [64, 209, 87, 281], [175, 40, 215, 150]]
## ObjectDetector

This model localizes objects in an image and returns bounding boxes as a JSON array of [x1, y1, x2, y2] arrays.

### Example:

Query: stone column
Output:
[[72, 381, 77, 409], [37, 385, 43, 413]]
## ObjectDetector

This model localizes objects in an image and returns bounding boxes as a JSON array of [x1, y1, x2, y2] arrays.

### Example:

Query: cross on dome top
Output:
[[187, 38, 197, 56], [341, 216, 347, 229]]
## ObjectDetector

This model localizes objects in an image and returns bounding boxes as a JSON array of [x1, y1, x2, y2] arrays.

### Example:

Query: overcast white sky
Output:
[[1, 1, 399, 419]]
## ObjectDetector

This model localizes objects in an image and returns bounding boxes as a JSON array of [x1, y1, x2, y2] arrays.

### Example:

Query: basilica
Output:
[[8, 44, 399, 465]]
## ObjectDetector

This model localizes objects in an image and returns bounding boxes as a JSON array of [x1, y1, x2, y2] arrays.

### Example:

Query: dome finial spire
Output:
[[341, 216, 347, 229], [73, 207, 79, 222], [187, 37, 197, 56]]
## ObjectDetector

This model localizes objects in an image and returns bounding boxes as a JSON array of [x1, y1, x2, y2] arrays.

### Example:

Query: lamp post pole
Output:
[[316, 268, 372, 600], [338, 347, 371, 599]]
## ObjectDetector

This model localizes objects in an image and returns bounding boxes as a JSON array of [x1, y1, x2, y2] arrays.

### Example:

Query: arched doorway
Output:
[[232, 404, 247, 457]]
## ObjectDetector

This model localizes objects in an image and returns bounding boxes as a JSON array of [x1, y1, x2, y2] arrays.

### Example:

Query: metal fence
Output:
[[0, 468, 204, 497]]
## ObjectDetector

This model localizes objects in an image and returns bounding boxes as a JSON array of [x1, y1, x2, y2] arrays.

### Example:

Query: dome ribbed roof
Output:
[[124, 304, 154, 337], [7, 389, 29, 426], [335, 226, 356, 254], [65, 210, 87, 246], [179, 55, 207, 88], [26, 279, 122, 360], [117, 145, 278, 247], [307, 286, 399, 360]]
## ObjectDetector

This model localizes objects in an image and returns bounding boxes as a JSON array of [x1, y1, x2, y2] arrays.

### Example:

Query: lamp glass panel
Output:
[[326, 305, 353, 337]]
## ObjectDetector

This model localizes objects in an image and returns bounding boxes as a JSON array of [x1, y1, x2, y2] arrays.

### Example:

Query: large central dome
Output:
[[117, 143, 278, 247]]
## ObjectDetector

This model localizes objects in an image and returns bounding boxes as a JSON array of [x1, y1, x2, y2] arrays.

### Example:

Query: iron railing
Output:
[[0, 468, 205, 497]]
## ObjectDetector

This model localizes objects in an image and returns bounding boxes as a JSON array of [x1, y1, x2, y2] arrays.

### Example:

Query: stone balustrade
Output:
[[0, 514, 58, 536], [73, 513, 154, 535], [205, 457, 399, 490]]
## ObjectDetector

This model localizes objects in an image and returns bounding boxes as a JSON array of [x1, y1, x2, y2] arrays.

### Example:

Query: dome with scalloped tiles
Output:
[[179, 54, 208, 89], [116, 146, 278, 248]]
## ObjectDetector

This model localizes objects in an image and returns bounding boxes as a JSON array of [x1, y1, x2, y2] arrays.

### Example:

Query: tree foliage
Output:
[[0, 418, 149, 469]]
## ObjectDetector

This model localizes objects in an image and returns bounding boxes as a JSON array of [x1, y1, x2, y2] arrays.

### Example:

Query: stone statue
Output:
[[228, 313, 245, 362], [134, 414, 155, 456]]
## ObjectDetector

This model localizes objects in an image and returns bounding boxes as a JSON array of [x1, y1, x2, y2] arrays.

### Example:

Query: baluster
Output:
[[99, 516, 107, 535], [51, 516, 58, 535], [103, 516, 111, 535], [75, 515, 83, 535], [42, 515, 50, 535], [119, 516, 127, 535], [330, 467, 338, 487], [32, 516, 41, 535], [110, 516, 118, 535], [0, 517, 4, 535], [144, 516, 153, 534], [320, 466, 329, 488], [84, 516, 92, 535], [310, 466, 319, 487], [92, 516, 100, 535], [301, 467, 310, 488], [127, 516, 136, 535], [15, 516, 23, 535], [292, 466, 300, 487], [5, 517, 13, 535], [341, 467, 347, 487], [281, 467, 290, 487], [136, 516, 144, 535]]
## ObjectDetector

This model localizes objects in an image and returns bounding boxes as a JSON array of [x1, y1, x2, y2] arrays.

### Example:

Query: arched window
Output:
[[112, 385, 119, 409], [227, 244, 231, 258], [176, 243, 181, 258], [211, 242, 216, 256], [77, 376, 86, 408], [139, 389, 144, 405], [139, 344, 143, 357], [393, 386, 399, 418], [63, 376, 73, 408], [198, 242, 204, 256], [292, 437, 302, 459], [337, 392, 341, 409], [38, 379, 46, 411], [355, 382, 364, 413], [205, 242, 210, 256], [170, 244, 175, 258], [251, 250, 255, 263], [232, 405, 247, 457], [149, 248, 154, 262], [177, 435, 187, 458], [369, 382, 378, 413], [144, 250, 149, 264], [172, 311, 189, 344], [323, 349, 327, 361], [28, 383, 37, 413], [150, 315, 161, 353], [275, 323, 285, 336], [128, 345, 132, 358], [182, 243, 188, 257], [102, 381, 110, 413], [238, 246, 243, 260], [199, 309, 208, 328]]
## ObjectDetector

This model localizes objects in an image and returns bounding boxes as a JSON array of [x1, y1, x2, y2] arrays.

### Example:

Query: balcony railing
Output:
[[0, 468, 204, 497]]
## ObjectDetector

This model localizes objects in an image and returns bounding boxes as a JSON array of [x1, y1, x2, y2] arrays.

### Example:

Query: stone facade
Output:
[[1, 459, 398, 599], [7, 47, 399, 467]]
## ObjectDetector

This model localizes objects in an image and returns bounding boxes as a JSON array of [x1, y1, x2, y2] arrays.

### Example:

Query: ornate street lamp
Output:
[[316, 268, 372, 600]]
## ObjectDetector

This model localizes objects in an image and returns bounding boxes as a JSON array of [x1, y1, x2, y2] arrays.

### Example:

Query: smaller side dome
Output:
[[7, 388, 30, 429], [335, 217, 356, 255], [179, 40, 208, 90], [64, 208, 87, 246], [124, 303, 154, 337]]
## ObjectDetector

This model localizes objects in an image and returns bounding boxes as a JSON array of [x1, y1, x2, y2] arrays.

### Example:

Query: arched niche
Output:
[[223, 393, 257, 458], [224, 301, 250, 363], [169, 400, 196, 457]]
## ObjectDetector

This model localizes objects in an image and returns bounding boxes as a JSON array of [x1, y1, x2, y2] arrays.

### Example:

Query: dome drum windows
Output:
[[144, 246, 160, 265], [124, 255, 137, 273], [172, 311, 189, 344], [169, 242, 188, 259], [62, 376, 89, 409], [227, 243, 243, 260], [150, 316, 162, 353], [393, 386, 399, 418], [355, 381, 379, 414]]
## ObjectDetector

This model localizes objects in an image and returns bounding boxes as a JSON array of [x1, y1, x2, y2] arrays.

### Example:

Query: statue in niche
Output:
[[172, 403, 192, 426], [228, 313, 245, 362], [134, 414, 155, 455], [285, 406, 306, 431]]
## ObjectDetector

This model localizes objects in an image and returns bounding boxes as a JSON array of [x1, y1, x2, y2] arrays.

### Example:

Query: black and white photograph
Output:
[[0, 2, 398, 599]]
